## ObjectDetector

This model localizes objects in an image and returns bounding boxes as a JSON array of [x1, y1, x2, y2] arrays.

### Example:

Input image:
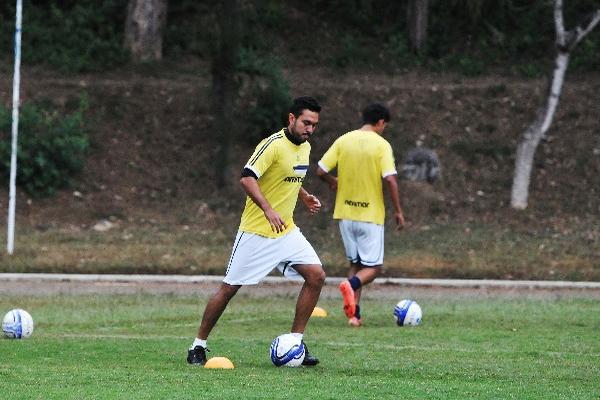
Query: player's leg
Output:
[[187, 283, 241, 365], [273, 228, 324, 333], [291, 263, 325, 366], [353, 264, 381, 296], [351, 264, 381, 325], [338, 220, 359, 319], [197, 283, 241, 339], [291, 264, 326, 333], [340, 221, 384, 326], [277, 228, 325, 366], [347, 262, 362, 303], [188, 231, 276, 365]]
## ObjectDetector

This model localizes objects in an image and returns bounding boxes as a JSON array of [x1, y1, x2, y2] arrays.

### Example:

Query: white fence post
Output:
[[7, 0, 23, 255]]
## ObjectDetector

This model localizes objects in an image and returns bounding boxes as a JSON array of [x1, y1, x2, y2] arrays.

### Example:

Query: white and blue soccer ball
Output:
[[2, 309, 34, 339], [394, 299, 422, 326], [270, 333, 305, 367]]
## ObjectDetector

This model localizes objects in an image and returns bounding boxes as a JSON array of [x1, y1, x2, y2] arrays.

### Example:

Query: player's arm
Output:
[[383, 174, 405, 230], [317, 142, 339, 191], [240, 174, 286, 233], [298, 187, 321, 215], [316, 166, 338, 192]]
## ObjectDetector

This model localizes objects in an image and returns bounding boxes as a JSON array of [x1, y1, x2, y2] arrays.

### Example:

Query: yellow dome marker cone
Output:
[[204, 357, 235, 369], [311, 306, 328, 317]]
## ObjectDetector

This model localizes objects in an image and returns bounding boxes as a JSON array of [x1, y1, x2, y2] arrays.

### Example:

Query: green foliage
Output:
[[2, 0, 600, 75], [237, 49, 291, 143], [517, 62, 545, 78], [0, 96, 90, 197], [168, 1, 293, 143], [164, 1, 215, 59], [428, 0, 554, 62], [385, 32, 414, 67], [0, 0, 128, 72], [571, 37, 600, 71], [333, 33, 368, 68]]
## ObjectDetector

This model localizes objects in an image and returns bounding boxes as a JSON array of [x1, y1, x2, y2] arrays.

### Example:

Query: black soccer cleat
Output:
[[301, 341, 319, 366], [187, 345, 209, 365]]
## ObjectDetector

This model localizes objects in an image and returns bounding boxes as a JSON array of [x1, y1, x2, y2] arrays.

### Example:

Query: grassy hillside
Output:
[[0, 64, 598, 279]]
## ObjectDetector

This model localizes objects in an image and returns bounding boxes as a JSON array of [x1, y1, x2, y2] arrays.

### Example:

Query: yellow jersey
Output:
[[318, 130, 396, 225], [239, 129, 311, 238]]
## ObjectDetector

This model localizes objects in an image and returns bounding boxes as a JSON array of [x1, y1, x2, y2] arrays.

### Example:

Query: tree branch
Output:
[[573, 9, 600, 47], [554, 0, 566, 48]]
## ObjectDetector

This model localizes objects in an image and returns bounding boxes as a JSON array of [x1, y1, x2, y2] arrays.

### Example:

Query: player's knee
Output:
[[219, 283, 241, 299], [309, 267, 326, 287]]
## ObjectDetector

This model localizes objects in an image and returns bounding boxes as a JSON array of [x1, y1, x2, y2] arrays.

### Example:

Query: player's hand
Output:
[[264, 208, 287, 233], [303, 194, 321, 215], [394, 211, 405, 231]]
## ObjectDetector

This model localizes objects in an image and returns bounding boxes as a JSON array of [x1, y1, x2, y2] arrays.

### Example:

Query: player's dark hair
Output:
[[289, 96, 321, 117], [362, 103, 390, 125]]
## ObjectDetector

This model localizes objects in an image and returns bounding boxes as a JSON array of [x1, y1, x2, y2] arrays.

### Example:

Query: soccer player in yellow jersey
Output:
[[316, 103, 405, 327], [187, 97, 325, 366]]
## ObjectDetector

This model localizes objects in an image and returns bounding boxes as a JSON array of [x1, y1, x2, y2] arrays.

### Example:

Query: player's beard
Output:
[[289, 123, 309, 143]]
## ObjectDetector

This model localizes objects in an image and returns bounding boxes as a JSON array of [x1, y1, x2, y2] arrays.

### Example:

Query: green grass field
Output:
[[1, 292, 599, 399]]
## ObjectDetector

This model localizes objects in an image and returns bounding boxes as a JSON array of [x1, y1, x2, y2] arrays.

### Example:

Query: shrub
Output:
[[237, 48, 291, 143], [0, 1, 128, 72], [0, 96, 90, 197]]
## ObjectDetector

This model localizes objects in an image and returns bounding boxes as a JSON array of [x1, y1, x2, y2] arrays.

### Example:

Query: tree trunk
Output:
[[124, 0, 168, 62], [212, 0, 240, 189], [510, 1, 600, 209], [511, 52, 569, 209], [407, 0, 429, 53]]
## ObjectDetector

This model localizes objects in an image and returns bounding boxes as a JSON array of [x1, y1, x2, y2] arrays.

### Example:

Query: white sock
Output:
[[190, 338, 207, 350], [290, 332, 303, 341]]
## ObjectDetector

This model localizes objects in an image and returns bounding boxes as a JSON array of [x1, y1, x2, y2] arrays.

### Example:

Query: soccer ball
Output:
[[270, 333, 305, 367], [2, 309, 34, 339], [393, 299, 422, 326]]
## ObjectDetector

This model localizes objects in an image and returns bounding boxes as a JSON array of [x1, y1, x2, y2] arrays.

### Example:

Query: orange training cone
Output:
[[204, 357, 235, 369]]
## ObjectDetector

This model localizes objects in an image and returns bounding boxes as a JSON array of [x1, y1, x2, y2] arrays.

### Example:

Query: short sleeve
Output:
[[318, 139, 339, 173], [380, 142, 397, 178], [244, 136, 279, 179]]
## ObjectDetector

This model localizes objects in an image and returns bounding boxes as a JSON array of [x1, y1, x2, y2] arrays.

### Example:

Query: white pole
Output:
[[7, 0, 23, 255]]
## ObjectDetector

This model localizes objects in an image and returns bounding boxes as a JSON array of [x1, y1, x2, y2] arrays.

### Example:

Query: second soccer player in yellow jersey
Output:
[[317, 102, 405, 327]]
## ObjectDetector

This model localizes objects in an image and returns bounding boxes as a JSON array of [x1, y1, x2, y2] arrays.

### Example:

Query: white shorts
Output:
[[223, 228, 321, 285], [338, 219, 384, 267]]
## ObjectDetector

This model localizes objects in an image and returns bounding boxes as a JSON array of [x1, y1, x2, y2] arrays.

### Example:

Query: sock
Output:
[[348, 275, 362, 291], [290, 332, 303, 341], [190, 338, 207, 350], [355, 304, 361, 319]]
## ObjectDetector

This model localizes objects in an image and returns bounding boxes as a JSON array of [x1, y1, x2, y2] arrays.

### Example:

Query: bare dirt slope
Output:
[[0, 66, 598, 279], [1, 66, 598, 229]]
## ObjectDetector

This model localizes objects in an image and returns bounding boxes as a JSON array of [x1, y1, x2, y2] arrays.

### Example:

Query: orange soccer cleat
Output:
[[339, 280, 356, 319]]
